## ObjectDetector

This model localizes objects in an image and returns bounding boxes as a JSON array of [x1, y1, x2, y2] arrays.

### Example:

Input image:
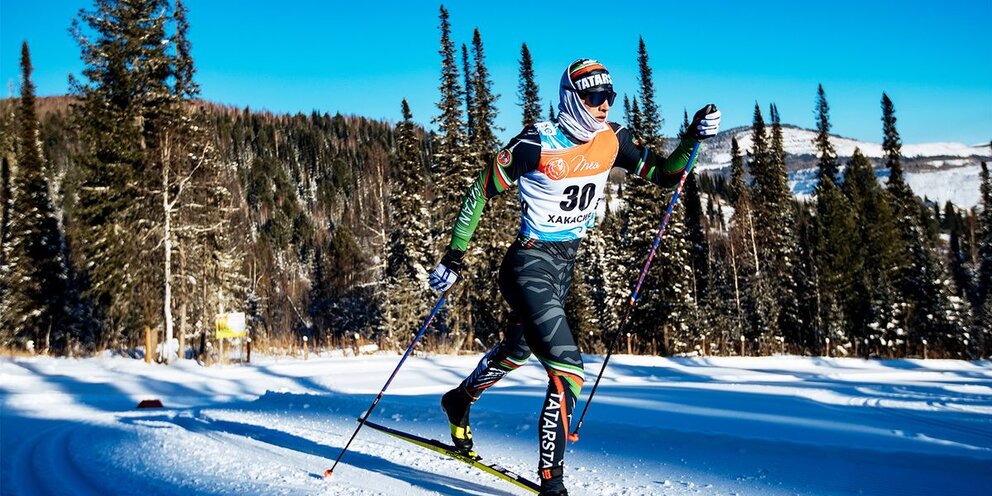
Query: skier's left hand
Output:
[[428, 249, 464, 293], [689, 104, 721, 140]]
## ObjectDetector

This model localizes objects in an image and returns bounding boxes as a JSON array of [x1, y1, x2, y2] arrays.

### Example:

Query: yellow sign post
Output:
[[216, 312, 247, 339], [216, 313, 247, 365]]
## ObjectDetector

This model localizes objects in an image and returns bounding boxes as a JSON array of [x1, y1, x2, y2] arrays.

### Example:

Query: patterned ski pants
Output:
[[460, 238, 584, 481]]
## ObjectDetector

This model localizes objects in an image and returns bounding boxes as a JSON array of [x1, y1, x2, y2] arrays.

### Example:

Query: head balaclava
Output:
[[557, 59, 612, 143]]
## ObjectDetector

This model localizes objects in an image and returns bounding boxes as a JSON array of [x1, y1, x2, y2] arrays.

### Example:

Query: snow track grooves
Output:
[[4, 355, 992, 495], [12, 424, 107, 496]]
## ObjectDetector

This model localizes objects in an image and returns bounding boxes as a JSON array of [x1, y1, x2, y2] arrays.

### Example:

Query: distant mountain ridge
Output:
[[679, 125, 991, 208]]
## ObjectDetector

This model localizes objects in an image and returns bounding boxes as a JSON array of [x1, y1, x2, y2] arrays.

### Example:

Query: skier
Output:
[[428, 58, 720, 496]]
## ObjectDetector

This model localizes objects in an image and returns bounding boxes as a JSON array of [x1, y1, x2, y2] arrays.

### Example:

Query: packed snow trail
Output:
[[2, 354, 991, 495]]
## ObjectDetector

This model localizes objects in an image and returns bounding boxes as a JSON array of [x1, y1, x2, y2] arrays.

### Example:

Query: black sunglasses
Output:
[[580, 90, 616, 107]]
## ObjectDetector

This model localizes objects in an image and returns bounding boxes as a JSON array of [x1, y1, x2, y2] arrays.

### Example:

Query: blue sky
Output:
[[2, 0, 990, 145]]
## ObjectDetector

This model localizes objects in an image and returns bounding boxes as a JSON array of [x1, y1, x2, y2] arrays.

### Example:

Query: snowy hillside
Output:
[[702, 126, 988, 167], [688, 126, 990, 208], [2, 353, 990, 496]]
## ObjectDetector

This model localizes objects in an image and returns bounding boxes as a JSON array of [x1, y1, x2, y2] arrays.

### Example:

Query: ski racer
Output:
[[428, 58, 721, 496]]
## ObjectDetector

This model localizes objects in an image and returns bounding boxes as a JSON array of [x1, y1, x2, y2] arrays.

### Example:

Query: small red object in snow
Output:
[[137, 399, 164, 409]]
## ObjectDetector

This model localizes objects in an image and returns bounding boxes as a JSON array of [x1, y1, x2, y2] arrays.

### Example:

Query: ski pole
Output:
[[570, 139, 702, 442], [325, 291, 449, 477]]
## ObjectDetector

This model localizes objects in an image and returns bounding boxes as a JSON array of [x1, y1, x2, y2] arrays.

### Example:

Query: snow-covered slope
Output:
[[687, 126, 990, 207], [703, 126, 988, 167], [2, 353, 991, 495]]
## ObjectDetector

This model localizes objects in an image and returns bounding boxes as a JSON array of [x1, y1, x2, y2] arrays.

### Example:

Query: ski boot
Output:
[[441, 386, 476, 453], [539, 467, 567, 496]]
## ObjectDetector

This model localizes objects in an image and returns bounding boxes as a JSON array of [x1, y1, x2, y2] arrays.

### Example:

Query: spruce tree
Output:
[[814, 84, 839, 184], [71, 0, 176, 346], [812, 90, 855, 354], [625, 37, 694, 354], [841, 149, 901, 355], [882, 93, 914, 204], [635, 37, 662, 146], [383, 100, 433, 346], [464, 27, 509, 350], [431, 5, 470, 341], [747, 103, 778, 342], [765, 103, 803, 347], [548, 101, 556, 122], [517, 43, 541, 127], [0, 42, 73, 352], [878, 92, 947, 354]]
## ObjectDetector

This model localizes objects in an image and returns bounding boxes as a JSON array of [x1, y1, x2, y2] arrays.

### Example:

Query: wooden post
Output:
[[145, 326, 152, 364], [626, 332, 632, 355], [219, 337, 225, 365], [825, 337, 831, 358], [246, 337, 252, 364], [701, 336, 707, 356], [740, 335, 745, 357], [303, 335, 309, 360], [922, 339, 928, 360]]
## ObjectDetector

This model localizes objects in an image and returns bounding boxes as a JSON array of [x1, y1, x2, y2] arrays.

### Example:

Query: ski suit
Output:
[[446, 118, 699, 481]]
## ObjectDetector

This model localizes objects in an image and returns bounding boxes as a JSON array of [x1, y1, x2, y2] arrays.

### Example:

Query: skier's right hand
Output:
[[689, 104, 721, 140], [428, 249, 464, 293]]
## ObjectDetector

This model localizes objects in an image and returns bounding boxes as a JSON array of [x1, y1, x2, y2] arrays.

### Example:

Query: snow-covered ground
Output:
[[2, 352, 990, 496]]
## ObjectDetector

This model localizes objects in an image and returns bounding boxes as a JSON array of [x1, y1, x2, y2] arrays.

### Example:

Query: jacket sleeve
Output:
[[448, 126, 541, 252], [610, 122, 698, 189]]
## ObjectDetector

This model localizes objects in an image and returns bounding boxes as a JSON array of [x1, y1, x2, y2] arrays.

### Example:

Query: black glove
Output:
[[428, 249, 464, 292], [689, 104, 721, 140]]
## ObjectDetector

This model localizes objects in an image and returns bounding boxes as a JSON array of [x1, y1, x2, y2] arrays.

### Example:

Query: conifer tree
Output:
[[464, 27, 509, 349], [517, 43, 541, 127], [70, 0, 176, 346], [841, 149, 901, 354], [878, 93, 948, 353], [548, 101, 556, 122], [431, 5, 470, 341], [814, 84, 839, 184], [764, 103, 803, 345], [625, 37, 694, 353], [634, 37, 662, 147], [882, 93, 913, 204], [432, 5, 468, 215], [747, 103, 778, 341], [0, 42, 73, 352], [384, 100, 433, 345], [812, 90, 855, 353]]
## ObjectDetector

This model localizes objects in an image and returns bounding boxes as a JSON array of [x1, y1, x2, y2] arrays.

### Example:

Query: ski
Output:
[[360, 419, 540, 494]]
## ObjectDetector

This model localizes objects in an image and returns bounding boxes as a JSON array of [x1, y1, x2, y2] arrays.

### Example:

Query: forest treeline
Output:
[[1, 1, 990, 360]]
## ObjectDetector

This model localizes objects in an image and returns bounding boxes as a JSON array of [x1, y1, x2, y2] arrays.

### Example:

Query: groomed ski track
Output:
[[2, 354, 991, 495]]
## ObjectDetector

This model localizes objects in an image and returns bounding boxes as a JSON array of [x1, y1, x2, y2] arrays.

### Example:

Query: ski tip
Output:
[[567, 432, 579, 443], [323, 469, 333, 478]]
